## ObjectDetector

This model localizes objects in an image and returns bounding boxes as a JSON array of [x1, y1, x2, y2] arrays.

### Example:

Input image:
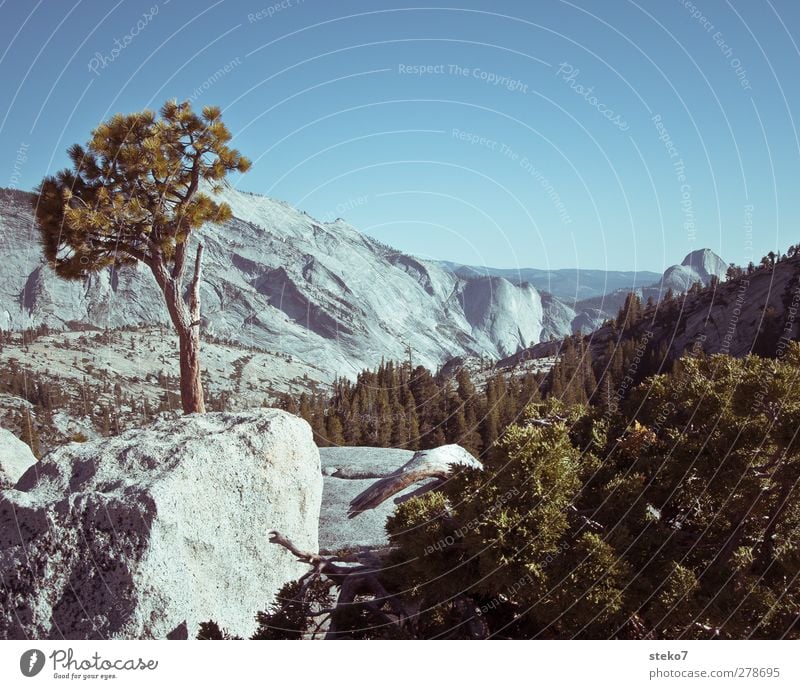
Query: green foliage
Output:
[[382, 346, 800, 639], [278, 360, 543, 455], [547, 336, 596, 406], [34, 101, 250, 280], [196, 620, 240, 640], [250, 577, 334, 640], [616, 291, 643, 329], [383, 403, 628, 638]]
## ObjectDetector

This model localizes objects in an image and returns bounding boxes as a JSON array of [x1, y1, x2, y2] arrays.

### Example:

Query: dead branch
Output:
[[269, 530, 411, 639], [349, 446, 482, 517], [189, 242, 204, 323]]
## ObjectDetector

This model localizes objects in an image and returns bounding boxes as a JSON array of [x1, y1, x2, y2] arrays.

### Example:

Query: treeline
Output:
[[592, 245, 800, 373], [276, 361, 545, 456], [546, 332, 669, 409], [726, 242, 800, 279], [0, 358, 234, 455], [276, 330, 672, 454]]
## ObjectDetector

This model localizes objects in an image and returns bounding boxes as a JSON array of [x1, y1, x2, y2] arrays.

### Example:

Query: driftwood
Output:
[[269, 529, 491, 639], [348, 445, 482, 517], [269, 531, 408, 639]]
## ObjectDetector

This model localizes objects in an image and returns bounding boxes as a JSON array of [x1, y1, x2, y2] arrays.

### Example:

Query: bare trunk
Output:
[[178, 326, 205, 414], [150, 243, 206, 414]]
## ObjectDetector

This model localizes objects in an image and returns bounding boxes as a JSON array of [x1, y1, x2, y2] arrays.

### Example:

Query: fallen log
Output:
[[348, 444, 482, 517]]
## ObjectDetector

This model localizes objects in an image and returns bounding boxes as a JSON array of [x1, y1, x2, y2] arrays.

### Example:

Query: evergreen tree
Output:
[[404, 396, 420, 450], [34, 101, 250, 413], [480, 378, 501, 451], [325, 413, 345, 446], [390, 402, 408, 447], [616, 292, 643, 329], [19, 409, 40, 458]]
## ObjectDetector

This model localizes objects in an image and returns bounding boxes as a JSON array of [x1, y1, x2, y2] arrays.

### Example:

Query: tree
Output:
[[616, 291, 643, 329], [34, 100, 251, 413], [326, 413, 345, 446], [726, 263, 743, 281], [384, 410, 628, 638], [19, 409, 41, 458]]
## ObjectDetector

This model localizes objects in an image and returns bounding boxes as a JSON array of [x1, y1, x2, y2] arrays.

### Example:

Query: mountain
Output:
[[661, 248, 729, 293], [440, 250, 728, 338], [564, 248, 729, 333], [0, 186, 734, 377], [500, 251, 800, 370], [437, 261, 661, 301], [0, 186, 571, 376]]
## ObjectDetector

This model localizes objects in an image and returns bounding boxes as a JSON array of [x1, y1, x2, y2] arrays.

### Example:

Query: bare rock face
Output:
[[0, 427, 36, 489], [0, 409, 321, 640], [0, 188, 563, 376], [320, 447, 418, 554], [319, 445, 481, 553], [661, 249, 728, 294]]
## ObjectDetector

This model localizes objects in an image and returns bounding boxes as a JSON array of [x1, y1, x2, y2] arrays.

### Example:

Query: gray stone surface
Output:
[[321, 475, 438, 554], [320, 446, 414, 479], [0, 409, 321, 640], [0, 427, 36, 489], [320, 447, 417, 553], [319, 445, 481, 553]]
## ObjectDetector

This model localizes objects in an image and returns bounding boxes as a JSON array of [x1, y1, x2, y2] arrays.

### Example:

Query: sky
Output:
[[1, 0, 799, 272]]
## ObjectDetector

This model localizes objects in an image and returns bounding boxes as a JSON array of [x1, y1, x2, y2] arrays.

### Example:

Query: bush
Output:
[[382, 346, 800, 639]]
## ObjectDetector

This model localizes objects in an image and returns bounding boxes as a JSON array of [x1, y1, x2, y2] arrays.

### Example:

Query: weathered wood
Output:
[[269, 530, 411, 639], [348, 445, 482, 517]]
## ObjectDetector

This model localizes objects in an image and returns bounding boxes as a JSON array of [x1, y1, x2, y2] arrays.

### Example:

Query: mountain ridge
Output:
[[0, 185, 730, 378], [437, 260, 662, 301], [0, 187, 566, 375], [498, 251, 800, 371]]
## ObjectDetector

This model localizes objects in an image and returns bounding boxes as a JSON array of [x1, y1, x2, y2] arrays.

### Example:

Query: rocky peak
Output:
[[681, 248, 728, 282]]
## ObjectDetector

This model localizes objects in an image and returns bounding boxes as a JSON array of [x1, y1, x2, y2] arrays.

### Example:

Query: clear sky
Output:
[[1, 0, 799, 272]]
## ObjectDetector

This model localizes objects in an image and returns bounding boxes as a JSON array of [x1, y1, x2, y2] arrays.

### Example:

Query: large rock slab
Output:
[[320, 447, 419, 554], [0, 427, 36, 489], [321, 446, 415, 479], [0, 409, 322, 640], [319, 445, 480, 553]]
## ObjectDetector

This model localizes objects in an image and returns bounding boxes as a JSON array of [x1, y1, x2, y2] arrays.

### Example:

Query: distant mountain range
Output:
[[436, 261, 662, 301], [500, 249, 800, 371], [439, 249, 729, 335], [565, 248, 730, 333], [0, 185, 727, 377]]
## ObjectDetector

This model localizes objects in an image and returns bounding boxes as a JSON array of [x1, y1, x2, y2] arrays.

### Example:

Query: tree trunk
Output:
[[181, 242, 206, 414], [151, 243, 206, 414], [178, 325, 205, 414]]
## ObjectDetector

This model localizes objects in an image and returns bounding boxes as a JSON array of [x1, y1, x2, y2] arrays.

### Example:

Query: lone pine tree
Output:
[[34, 101, 250, 413]]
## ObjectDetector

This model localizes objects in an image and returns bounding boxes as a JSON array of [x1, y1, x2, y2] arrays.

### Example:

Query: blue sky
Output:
[[1, 0, 799, 271]]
